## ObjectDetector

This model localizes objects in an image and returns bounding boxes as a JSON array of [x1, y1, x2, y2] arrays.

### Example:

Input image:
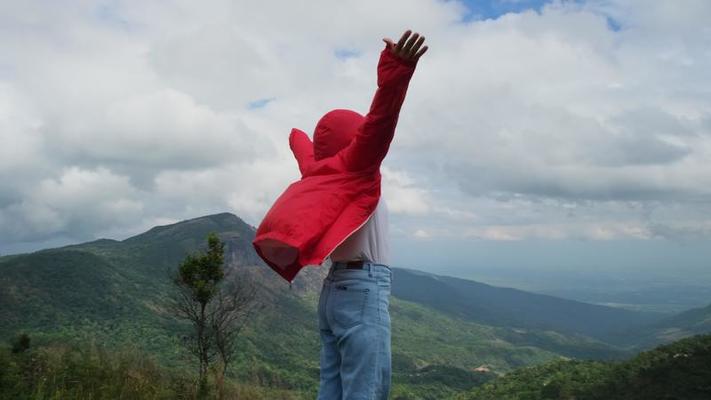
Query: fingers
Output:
[[388, 29, 429, 62], [414, 45, 428, 60], [401, 32, 420, 57], [395, 30, 410, 53], [408, 35, 425, 58]]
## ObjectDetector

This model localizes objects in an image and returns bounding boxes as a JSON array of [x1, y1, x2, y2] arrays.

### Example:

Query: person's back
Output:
[[330, 198, 389, 265], [314, 30, 428, 400], [253, 28, 428, 399]]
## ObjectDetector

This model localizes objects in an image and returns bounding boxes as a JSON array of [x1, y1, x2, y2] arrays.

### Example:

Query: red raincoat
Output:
[[253, 45, 418, 282]]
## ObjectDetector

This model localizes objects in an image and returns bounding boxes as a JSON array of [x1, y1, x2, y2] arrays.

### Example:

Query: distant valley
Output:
[[435, 266, 711, 314]]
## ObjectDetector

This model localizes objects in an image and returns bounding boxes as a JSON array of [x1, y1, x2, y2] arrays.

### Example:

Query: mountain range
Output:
[[1, 212, 709, 397]]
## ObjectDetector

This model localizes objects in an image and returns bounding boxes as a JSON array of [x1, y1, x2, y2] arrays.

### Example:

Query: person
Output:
[[253, 29, 428, 399]]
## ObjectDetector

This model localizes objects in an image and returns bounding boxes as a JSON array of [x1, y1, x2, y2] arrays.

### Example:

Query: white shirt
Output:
[[329, 198, 389, 265]]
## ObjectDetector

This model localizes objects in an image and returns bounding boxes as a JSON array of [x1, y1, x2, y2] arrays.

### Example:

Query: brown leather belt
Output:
[[334, 260, 365, 269]]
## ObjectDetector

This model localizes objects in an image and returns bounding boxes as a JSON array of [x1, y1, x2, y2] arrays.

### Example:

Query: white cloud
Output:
[[382, 167, 431, 215], [0, 167, 143, 241], [462, 221, 652, 241], [413, 229, 431, 239], [2, 0, 711, 255]]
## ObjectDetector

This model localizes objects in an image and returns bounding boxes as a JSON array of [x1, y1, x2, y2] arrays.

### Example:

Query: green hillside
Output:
[[457, 333, 711, 400], [0, 212, 680, 398], [651, 303, 711, 340], [613, 302, 711, 349]]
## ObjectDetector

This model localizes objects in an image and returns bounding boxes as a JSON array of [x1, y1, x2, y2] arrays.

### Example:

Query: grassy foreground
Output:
[[0, 338, 306, 400]]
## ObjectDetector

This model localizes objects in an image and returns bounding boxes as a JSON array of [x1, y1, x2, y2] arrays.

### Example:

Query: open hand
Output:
[[383, 30, 429, 63]]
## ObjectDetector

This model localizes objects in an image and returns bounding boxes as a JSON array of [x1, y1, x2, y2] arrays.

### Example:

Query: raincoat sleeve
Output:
[[289, 128, 315, 176], [339, 45, 418, 171]]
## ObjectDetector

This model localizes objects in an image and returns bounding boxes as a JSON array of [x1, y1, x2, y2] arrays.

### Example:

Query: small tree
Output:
[[209, 269, 260, 399], [168, 232, 259, 399], [170, 232, 225, 397]]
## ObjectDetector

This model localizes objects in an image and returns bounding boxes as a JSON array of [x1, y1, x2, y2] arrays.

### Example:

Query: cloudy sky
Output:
[[1, 0, 710, 278]]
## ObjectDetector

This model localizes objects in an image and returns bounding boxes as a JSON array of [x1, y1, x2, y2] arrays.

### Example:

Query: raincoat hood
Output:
[[313, 109, 365, 161]]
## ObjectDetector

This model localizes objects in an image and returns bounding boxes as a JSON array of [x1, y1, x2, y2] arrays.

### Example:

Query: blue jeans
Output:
[[317, 261, 393, 400]]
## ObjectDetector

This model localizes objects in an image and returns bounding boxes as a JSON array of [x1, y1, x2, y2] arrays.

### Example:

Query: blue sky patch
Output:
[[93, 2, 130, 29], [458, 0, 552, 21], [606, 16, 622, 31], [247, 97, 275, 110], [334, 48, 361, 60]]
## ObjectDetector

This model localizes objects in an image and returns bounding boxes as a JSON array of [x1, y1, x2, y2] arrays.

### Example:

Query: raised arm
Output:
[[339, 30, 429, 171]]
